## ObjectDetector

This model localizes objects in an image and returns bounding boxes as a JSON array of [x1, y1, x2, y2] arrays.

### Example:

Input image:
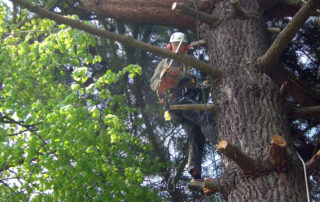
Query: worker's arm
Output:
[[150, 59, 167, 91], [157, 66, 184, 95]]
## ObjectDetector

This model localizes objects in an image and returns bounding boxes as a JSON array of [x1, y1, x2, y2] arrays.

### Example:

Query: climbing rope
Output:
[[166, 124, 182, 193], [296, 151, 310, 202]]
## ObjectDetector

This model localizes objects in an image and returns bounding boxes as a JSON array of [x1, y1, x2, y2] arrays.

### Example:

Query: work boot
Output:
[[191, 169, 201, 179]]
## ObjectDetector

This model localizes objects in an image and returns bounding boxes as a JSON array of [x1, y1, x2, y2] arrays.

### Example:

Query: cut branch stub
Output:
[[306, 150, 320, 173], [267, 27, 281, 33], [172, 2, 220, 25], [188, 178, 204, 192], [190, 40, 206, 47], [269, 134, 288, 172], [203, 178, 225, 195], [216, 141, 258, 176], [188, 178, 225, 196]]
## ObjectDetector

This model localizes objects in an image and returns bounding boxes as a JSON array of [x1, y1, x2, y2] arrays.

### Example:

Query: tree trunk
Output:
[[200, 1, 306, 201]]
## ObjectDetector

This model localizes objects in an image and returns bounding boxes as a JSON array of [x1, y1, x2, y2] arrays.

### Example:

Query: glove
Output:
[[164, 111, 171, 121], [157, 66, 183, 95], [200, 80, 212, 88]]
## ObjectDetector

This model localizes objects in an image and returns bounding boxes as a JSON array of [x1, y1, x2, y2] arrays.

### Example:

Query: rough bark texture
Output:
[[80, 0, 214, 30], [200, 1, 306, 201]]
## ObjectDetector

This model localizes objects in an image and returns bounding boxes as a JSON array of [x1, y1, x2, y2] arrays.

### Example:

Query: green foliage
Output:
[[0, 3, 160, 201]]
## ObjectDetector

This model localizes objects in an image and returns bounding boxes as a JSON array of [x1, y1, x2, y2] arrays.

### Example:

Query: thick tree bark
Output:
[[200, 1, 307, 201]]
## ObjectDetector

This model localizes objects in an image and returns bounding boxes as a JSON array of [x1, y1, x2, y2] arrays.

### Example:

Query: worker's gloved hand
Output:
[[200, 80, 212, 88], [157, 66, 183, 95]]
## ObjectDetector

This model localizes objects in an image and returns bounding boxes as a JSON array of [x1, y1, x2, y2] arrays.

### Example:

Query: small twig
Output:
[[7, 130, 29, 136]]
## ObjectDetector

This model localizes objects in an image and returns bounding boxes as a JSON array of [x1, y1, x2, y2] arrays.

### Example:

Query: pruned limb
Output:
[[267, 27, 281, 33], [269, 134, 288, 172], [259, 0, 320, 70], [306, 150, 320, 173], [203, 178, 225, 195], [188, 178, 226, 196], [230, 0, 256, 19], [216, 141, 258, 176], [190, 40, 206, 47], [292, 105, 320, 119], [188, 178, 204, 192], [10, 0, 223, 80], [170, 104, 216, 112], [172, 2, 220, 25]]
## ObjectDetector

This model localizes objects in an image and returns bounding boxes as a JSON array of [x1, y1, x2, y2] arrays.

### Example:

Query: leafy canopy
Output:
[[0, 3, 161, 201]]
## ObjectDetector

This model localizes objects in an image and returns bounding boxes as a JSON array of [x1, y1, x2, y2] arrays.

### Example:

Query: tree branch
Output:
[[170, 104, 216, 112], [269, 134, 288, 172], [292, 105, 320, 119], [190, 40, 206, 47], [259, 0, 320, 70], [11, 0, 222, 79], [267, 27, 281, 33], [188, 177, 226, 196], [216, 141, 259, 176], [171, 2, 220, 25], [306, 150, 320, 173]]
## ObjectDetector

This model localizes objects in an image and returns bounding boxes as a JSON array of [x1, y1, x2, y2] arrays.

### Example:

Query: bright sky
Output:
[[1, 0, 12, 7]]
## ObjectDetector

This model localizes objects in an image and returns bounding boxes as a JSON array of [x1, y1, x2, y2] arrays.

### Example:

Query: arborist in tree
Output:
[[150, 32, 217, 183]]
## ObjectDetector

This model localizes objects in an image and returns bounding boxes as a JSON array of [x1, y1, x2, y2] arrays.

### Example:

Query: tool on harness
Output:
[[164, 111, 171, 121]]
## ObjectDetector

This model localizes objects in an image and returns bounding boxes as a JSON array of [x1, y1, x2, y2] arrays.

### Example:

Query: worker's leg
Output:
[[182, 110, 217, 145], [183, 122, 204, 178]]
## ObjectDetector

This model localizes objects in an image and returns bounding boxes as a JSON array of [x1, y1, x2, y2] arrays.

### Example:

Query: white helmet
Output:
[[169, 32, 187, 43]]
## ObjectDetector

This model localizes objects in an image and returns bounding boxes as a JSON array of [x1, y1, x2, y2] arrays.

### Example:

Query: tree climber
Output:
[[150, 32, 218, 183]]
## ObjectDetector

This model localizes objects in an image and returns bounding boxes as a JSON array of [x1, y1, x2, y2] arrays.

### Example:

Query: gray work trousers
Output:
[[168, 90, 217, 175]]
